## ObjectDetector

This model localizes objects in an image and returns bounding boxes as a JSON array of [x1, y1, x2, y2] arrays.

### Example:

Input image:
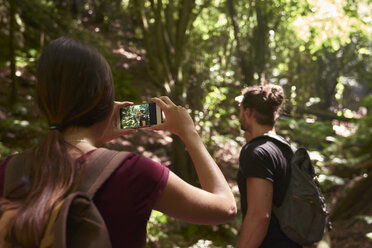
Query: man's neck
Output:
[[251, 124, 275, 138]]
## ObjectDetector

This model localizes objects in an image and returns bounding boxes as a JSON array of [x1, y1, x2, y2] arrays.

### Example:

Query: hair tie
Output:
[[49, 123, 63, 131]]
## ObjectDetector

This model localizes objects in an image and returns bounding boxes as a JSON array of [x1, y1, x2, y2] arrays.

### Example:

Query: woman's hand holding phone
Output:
[[99, 101, 137, 145], [107, 96, 195, 141], [148, 96, 196, 138]]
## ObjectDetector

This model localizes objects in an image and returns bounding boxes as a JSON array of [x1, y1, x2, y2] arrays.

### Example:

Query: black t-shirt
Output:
[[237, 135, 302, 248]]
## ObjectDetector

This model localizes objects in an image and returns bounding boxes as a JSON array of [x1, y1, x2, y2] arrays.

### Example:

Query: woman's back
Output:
[[93, 151, 169, 247], [0, 149, 169, 247]]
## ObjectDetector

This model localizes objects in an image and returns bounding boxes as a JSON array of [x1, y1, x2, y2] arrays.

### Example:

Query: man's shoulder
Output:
[[240, 139, 273, 162], [243, 136, 281, 152], [243, 135, 292, 160]]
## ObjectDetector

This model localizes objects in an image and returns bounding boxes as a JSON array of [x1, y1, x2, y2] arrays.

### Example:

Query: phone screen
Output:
[[119, 102, 162, 129]]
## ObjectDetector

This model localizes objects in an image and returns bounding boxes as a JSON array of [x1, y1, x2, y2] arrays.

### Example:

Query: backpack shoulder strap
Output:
[[3, 148, 129, 199], [249, 133, 296, 207], [77, 148, 130, 198], [248, 133, 296, 154]]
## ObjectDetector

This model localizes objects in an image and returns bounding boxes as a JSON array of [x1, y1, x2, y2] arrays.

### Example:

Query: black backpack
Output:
[[249, 133, 331, 246], [0, 148, 129, 248]]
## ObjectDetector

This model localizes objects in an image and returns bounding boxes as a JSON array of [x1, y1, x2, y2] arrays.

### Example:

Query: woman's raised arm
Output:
[[150, 96, 237, 224]]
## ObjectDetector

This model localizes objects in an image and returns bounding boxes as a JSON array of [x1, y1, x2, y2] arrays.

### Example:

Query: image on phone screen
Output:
[[120, 102, 162, 129]]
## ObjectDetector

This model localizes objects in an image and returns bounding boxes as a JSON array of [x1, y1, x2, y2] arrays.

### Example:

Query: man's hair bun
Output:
[[264, 84, 284, 108], [241, 82, 285, 126]]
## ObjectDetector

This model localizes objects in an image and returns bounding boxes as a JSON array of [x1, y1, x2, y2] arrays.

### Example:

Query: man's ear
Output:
[[244, 107, 253, 118]]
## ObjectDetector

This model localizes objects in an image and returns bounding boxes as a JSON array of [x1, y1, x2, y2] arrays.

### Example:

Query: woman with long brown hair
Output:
[[0, 37, 236, 247]]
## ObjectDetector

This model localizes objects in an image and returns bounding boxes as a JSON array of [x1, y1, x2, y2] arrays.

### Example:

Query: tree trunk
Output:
[[252, 2, 269, 80], [330, 175, 372, 221], [227, 0, 253, 86], [294, 107, 356, 122], [171, 135, 197, 184], [131, 0, 199, 183], [8, 0, 17, 105]]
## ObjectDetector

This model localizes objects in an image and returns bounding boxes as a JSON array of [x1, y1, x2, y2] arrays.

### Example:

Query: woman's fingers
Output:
[[159, 96, 175, 106], [151, 96, 178, 109], [149, 96, 195, 137], [115, 101, 134, 108], [151, 97, 168, 110]]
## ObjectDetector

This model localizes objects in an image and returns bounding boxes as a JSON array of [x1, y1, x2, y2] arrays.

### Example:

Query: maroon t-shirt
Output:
[[0, 150, 170, 248]]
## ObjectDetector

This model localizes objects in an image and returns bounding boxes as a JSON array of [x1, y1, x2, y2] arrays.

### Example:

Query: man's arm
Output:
[[238, 177, 273, 248]]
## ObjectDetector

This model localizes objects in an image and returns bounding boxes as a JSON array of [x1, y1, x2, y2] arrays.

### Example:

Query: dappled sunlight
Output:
[[309, 150, 324, 163], [113, 47, 143, 61], [213, 136, 240, 164], [332, 120, 358, 137], [105, 129, 173, 167], [119, 139, 131, 146], [292, 0, 372, 51]]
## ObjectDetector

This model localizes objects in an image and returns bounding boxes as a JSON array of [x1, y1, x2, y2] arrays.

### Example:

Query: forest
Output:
[[0, 0, 371, 247]]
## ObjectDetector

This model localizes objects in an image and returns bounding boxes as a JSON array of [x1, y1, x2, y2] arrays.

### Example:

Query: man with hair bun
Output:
[[235, 83, 302, 247]]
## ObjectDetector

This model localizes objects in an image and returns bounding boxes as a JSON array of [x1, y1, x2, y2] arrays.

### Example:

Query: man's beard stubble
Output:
[[240, 121, 251, 133]]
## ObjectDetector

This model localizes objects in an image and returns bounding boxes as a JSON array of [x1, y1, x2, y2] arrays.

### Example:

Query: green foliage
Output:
[[367, 232, 372, 240], [113, 72, 142, 101], [330, 114, 372, 166], [291, 0, 371, 53], [321, 97, 372, 170], [355, 215, 372, 225], [0, 116, 46, 158], [277, 117, 335, 150], [147, 211, 169, 243], [317, 174, 346, 192], [0, 142, 11, 158], [146, 211, 239, 247]]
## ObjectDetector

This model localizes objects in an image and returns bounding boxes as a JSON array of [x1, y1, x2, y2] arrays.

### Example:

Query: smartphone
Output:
[[119, 102, 163, 129]]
